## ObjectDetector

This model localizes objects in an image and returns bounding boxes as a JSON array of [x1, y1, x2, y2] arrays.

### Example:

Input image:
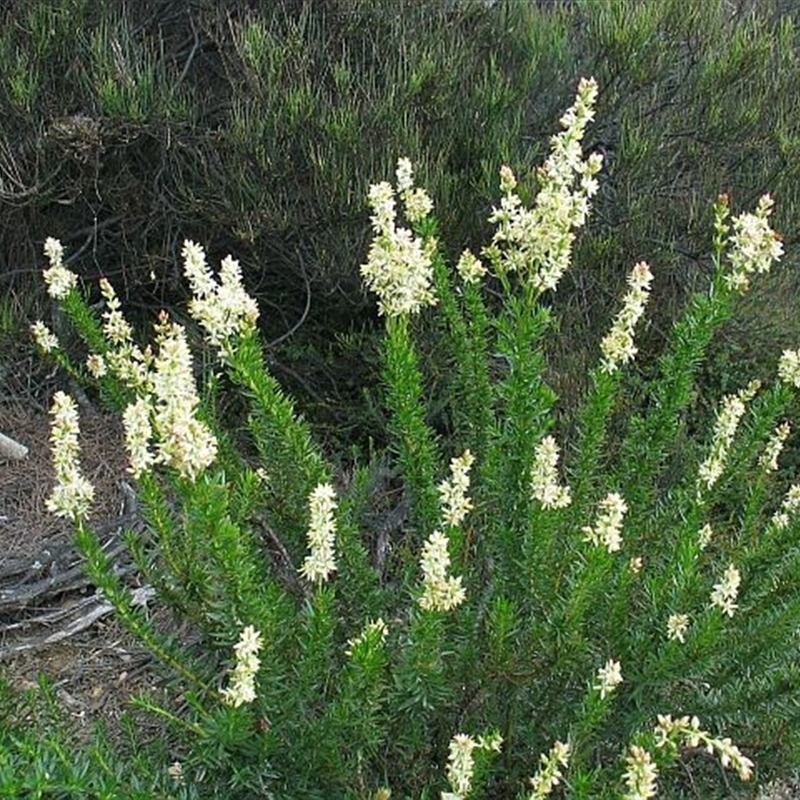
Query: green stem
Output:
[[228, 330, 330, 542], [620, 274, 733, 517], [571, 367, 620, 509], [383, 314, 441, 535], [130, 695, 209, 738], [75, 521, 211, 693], [431, 251, 494, 459], [484, 295, 555, 587]]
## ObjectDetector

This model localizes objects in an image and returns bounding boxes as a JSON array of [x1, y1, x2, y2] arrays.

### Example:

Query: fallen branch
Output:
[[0, 585, 155, 659], [0, 432, 28, 460], [0, 502, 148, 659]]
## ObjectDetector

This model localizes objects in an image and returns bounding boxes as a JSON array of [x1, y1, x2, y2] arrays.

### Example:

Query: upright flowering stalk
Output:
[[363, 159, 442, 535], [42, 237, 78, 299], [593, 658, 623, 699], [710, 564, 741, 617], [441, 732, 502, 800], [622, 746, 658, 800], [655, 715, 754, 782], [100, 277, 135, 345], [442, 734, 478, 800], [183, 240, 260, 356], [772, 484, 800, 530], [150, 314, 218, 479], [485, 77, 602, 294], [98, 307, 216, 481], [666, 613, 690, 643], [46, 391, 95, 522], [360, 159, 437, 317], [220, 625, 263, 707], [759, 421, 791, 472], [527, 740, 570, 799], [300, 482, 338, 583], [724, 194, 783, 293], [697, 381, 759, 493], [438, 450, 475, 527], [600, 262, 653, 373], [530, 435, 572, 509], [418, 530, 466, 612], [395, 156, 434, 223], [30, 320, 59, 353], [582, 492, 627, 553], [98, 277, 153, 392], [778, 348, 800, 388]]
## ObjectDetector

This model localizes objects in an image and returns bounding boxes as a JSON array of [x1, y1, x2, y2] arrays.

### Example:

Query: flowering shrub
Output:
[[30, 78, 800, 798]]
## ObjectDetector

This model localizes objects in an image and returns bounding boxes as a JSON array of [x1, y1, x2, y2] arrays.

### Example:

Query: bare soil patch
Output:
[[0, 398, 163, 735], [0, 402, 128, 559]]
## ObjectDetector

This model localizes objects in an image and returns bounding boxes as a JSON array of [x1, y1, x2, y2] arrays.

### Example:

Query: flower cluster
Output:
[[100, 277, 134, 345], [395, 157, 434, 223], [30, 320, 59, 353], [600, 261, 653, 373], [42, 237, 78, 299], [697, 381, 759, 492], [419, 530, 466, 612], [442, 732, 502, 800], [582, 492, 627, 553], [86, 353, 107, 378], [97, 307, 214, 480], [183, 240, 260, 355], [95, 285, 216, 480], [150, 315, 218, 479], [345, 618, 388, 658], [724, 194, 783, 293], [655, 714, 753, 781], [772, 484, 800, 530], [360, 159, 437, 317], [46, 391, 95, 522], [666, 613, 690, 643], [438, 450, 475, 527], [220, 625, 263, 707], [622, 745, 658, 800], [122, 398, 155, 477], [300, 482, 338, 583], [778, 348, 800, 388], [759, 421, 791, 472], [96, 278, 153, 391], [486, 77, 602, 293], [38, 239, 217, 482], [710, 564, 741, 617], [593, 658, 623, 699], [530, 435, 572, 509], [527, 740, 570, 799], [455, 249, 487, 285]]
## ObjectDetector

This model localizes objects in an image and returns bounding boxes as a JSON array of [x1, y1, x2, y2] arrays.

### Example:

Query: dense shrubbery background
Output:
[[2, 0, 799, 424]]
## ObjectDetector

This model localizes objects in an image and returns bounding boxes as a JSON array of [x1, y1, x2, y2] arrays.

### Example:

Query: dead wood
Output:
[[0, 511, 150, 660], [0, 431, 28, 460]]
